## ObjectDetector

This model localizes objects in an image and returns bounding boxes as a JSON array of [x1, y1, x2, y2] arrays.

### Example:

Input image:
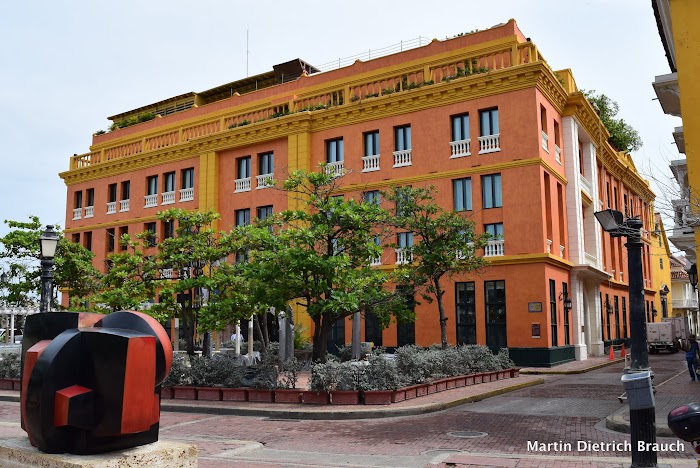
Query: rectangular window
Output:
[[163, 220, 175, 240], [578, 140, 585, 176], [659, 258, 664, 269], [605, 294, 611, 340], [145, 222, 157, 247], [147, 176, 158, 196], [482, 174, 502, 209], [108, 184, 117, 203], [326, 138, 344, 163], [164, 172, 176, 192], [484, 223, 504, 239], [237, 157, 251, 178], [364, 311, 383, 347], [119, 226, 128, 251], [453, 178, 472, 212], [540, 105, 547, 135], [394, 125, 411, 151], [614, 295, 620, 339], [550, 279, 558, 347], [363, 190, 381, 206], [553, 121, 560, 147], [364, 131, 379, 156], [257, 205, 273, 220], [84, 231, 93, 252], [479, 108, 499, 136], [397, 232, 413, 248], [259, 152, 274, 175], [74, 191, 83, 209], [106, 228, 115, 253], [72, 233, 80, 244], [456, 282, 476, 345], [86, 188, 95, 207], [121, 181, 130, 200], [563, 282, 570, 345], [395, 186, 411, 217], [235, 208, 251, 227], [622, 297, 628, 338], [451, 114, 470, 141], [485, 280, 506, 347], [181, 168, 194, 189]]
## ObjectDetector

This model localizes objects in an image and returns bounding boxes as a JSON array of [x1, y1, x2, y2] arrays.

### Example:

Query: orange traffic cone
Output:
[[609, 345, 614, 361], [621, 343, 626, 357]]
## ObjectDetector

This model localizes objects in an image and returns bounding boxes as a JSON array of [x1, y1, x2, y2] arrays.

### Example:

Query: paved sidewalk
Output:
[[520, 356, 626, 375]]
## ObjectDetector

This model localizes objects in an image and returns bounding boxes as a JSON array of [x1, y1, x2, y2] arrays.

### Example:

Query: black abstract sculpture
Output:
[[20, 311, 173, 454]]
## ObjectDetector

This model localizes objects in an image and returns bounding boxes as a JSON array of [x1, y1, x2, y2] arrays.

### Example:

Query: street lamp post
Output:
[[594, 209, 656, 468], [39, 225, 59, 313]]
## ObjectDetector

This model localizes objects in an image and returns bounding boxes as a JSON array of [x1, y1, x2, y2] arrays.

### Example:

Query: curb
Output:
[[161, 378, 545, 420], [520, 358, 625, 375], [605, 407, 675, 437]]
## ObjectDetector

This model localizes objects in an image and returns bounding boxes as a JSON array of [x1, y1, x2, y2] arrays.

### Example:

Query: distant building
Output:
[[61, 19, 658, 366], [669, 255, 699, 335]]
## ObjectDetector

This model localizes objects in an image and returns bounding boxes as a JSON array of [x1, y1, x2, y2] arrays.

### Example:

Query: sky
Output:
[[0, 0, 682, 247]]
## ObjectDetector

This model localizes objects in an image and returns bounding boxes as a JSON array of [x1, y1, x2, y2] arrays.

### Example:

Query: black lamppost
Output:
[[594, 209, 656, 468], [687, 264, 698, 291], [39, 225, 59, 313]]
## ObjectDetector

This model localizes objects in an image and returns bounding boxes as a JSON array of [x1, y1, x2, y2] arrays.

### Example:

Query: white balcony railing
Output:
[[484, 239, 505, 257], [145, 194, 158, 208], [559, 245, 565, 258], [84, 206, 94, 218], [541, 131, 549, 152], [162, 191, 175, 205], [450, 139, 471, 158], [393, 149, 412, 167], [160, 268, 174, 279], [119, 199, 130, 212], [546, 239, 553, 253], [107, 202, 116, 214], [580, 174, 593, 196], [585, 252, 597, 268], [235, 177, 252, 192], [180, 187, 194, 201], [370, 256, 382, 266], [325, 161, 344, 178], [395, 248, 413, 264], [362, 154, 380, 172], [478, 134, 500, 154], [672, 298, 699, 308], [555, 145, 562, 164], [256, 173, 274, 189], [72, 208, 82, 220], [619, 271, 624, 282]]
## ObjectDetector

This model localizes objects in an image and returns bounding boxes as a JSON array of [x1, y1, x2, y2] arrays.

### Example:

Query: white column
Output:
[[10, 314, 14, 344], [235, 321, 241, 355], [247, 318, 254, 359], [571, 278, 588, 361], [562, 117, 584, 265], [587, 284, 605, 356]]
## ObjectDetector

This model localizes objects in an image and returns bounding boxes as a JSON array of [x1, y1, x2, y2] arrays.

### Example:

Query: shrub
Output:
[[361, 354, 404, 390], [0, 351, 20, 379], [309, 361, 364, 391], [278, 357, 302, 389], [162, 354, 192, 388]]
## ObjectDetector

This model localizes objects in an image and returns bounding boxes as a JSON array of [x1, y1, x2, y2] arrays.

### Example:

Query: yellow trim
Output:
[[63, 215, 161, 234], [198, 151, 219, 228], [376, 253, 573, 271]]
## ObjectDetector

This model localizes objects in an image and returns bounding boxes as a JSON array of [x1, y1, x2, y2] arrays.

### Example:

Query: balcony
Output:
[[395, 248, 413, 264], [652, 72, 681, 117], [256, 173, 274, 189], [180, 187, 194, 201], [478, 134, 500, 154], [160, 268, 174, 279], [72, 208, 82, 220], [84, 206, 94, 218], [673, 298, 699, 309], [369, 256, 382, 266], [107, 202, 116, 214], [580, 174, 593, 197], [162, 191, 175, 205], [673, 126, 685, 154], [559, 245, 565, 258], [484, 239, 504, 257], [325, 161, 344, 178], [235, 177, 252, 193], [541, 131, 549, 152], [585, 252, 598, 268], [449, 139, 471, 158], [144, 194, 158, 208], [554, 145, 561, 164], [362, 154, 380, 172], [119, 199, 130, 212], [546, 239, 552, 253], [393, 149, 412, 168]]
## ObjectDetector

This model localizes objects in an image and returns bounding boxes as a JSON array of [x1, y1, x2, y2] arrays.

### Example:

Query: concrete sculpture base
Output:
[[0, 438, 197, 467]]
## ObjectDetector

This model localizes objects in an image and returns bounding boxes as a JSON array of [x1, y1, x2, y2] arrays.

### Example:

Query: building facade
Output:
[[60, 20, 658, 366]]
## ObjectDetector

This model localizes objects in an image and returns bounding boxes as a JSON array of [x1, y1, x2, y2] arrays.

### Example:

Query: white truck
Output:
[[647, 317, 691, 353]]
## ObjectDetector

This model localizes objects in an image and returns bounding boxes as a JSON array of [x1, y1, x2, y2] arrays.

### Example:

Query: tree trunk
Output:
[[202, 332, 211, 358], [311, 314, 331, 362], [261, 311, 270, 348], [433, 276, 448, 350], [253, 314, 266, 353], [182, 306, 195, 356]]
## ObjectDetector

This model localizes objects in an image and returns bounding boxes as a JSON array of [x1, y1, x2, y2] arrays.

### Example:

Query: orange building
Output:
[[60, 20, 656, 366]]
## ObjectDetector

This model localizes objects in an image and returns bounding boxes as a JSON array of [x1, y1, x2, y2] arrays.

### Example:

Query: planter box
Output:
[[426, 382, 438, 394], [435, 379, 448, 392], [403, 385, 418, 400], [445, 378, 457, 390], [472, 374, 483, 384], [453, 376, 467, 388], [0, 379, 14, 390], [415, 384, 428, 397], [499, 370, 510, 380], [511, 368, 520, 378], [196, 387, 222, 401], [465, 375, 475, 386], [173, 386, 196, 400], [221, 388, 248, 401], [161, 387, 174, 399], [302, 391, 329, 405], [11, 379, 21, 391], [330, 390, 360, 405], [274, 389, 303, 404], [391, 389, 407, 403], [363, 390, 393, 405], [247, 389, 275, 403]]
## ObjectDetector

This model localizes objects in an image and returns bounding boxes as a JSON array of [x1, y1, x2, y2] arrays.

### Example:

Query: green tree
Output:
[[0, 216, 102, 309], [270, 169, 408, 362], [384, 186, 490, 349], [583, 90, 643, 153]]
